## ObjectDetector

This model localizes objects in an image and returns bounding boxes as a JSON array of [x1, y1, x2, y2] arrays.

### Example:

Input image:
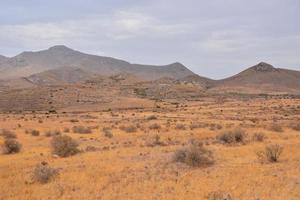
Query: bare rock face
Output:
[[251, 62, 278, 72]]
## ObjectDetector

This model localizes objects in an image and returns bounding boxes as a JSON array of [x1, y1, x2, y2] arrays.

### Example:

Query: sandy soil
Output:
[[0, 97, 300, 200]]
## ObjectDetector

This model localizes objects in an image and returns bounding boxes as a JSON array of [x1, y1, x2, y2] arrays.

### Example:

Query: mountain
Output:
[[0, 55, 8, 64], [27, 67, 95, 86], [0, 45, 195, 80], [211, 62, 300, 94], [179, 74, 216, 89]]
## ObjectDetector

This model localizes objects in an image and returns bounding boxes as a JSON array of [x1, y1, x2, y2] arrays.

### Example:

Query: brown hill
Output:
[[0, 45, 195, 80], [27, 67, 96, 86], [209, 62, 300, 94], [0, 55, 8, 64]]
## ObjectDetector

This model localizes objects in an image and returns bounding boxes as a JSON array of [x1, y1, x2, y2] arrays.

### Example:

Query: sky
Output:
[[0, 0, 300, 79]]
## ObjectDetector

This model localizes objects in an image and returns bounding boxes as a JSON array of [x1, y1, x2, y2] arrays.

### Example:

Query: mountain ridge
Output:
[[0, 45, 195, 80]]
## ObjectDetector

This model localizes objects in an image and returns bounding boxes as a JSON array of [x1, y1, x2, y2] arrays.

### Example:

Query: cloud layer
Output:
[[1, 0, 300, 78]]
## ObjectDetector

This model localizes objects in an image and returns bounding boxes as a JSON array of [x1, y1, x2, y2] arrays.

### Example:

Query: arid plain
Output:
[[1, 96, 300, 200]]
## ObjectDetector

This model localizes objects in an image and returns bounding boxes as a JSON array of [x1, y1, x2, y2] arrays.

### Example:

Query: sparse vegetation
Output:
[[70, 119, 79, 123], [252, 132, 265, 142], [63, 127, 70, 133], [45, 130, 61, 137], [32, 164, 58, 184], [176, 124, 186, 130], [149, 123, 161, 130], [269, 123, 283, 132], [173, 144, 214, 167], [30, 129, 40, 136], [291, 123, 300, 131], [102, 128, 113, 138], [257, 144, 283, 163], [0, 129, 16, 139], [119, 125, 137, 133], [51, 135, 79, 157], [146, 115, 157, 120], [72, 126, 92, 134], [2, 138, 22, 154], [217, 129, 246, 144]]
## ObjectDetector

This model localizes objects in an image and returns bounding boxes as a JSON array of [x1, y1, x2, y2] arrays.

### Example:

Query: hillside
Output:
[[0, 45, 195, 80], [209, 62, 300, 94]]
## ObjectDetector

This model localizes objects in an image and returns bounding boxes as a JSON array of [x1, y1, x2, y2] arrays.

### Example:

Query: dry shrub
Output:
[[176, 124, 186, 130], [189, 122, 207, 130], [173, 144, 214, 167], [45, 130, 61, 137], [51, 135, 79, 157], [2, 138, 22, 154], [291, 123, 300, 131], [252, 132, 265, 142], [149, 123, 161, 130], [32, 164, 58, 184], [147, 115, 157, 120], [119, 125, 137, 133], [146, 135, 164, 147], [207, 191, 233, 200], [63, 127, 70, 133], [217, 129, 246, 144], [102, 128, 113, 138], [31, 130, 40, 136], [256, 144, 283, 163], [70, 119, 79, 123], [0, 129, 16, 139], [72, 126, 92, 134], [269, 123, 283, 132]]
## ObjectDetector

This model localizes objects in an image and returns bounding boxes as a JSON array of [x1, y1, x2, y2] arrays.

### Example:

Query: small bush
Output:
[[173, 144, 214, 167], [149, 123, 161, 130], [51, 135, 79, 157], [102, 128, 113, 138], [176, 124, 186, 130], [119, 125, 137, 133], [70, 119, 79, 123], [45, 130, 61, 137], [32, 164, 58, 184], [31, 130, 40, 136], [2, 138, 22, 154], [252, 132, 265, 142], [269, 123, 283, 132], [63, 127, 70, 133], [72, 126, 92, 134], [146, 115, 157, 120], [217, 129, 246, 144], [291, 123, 300, 131], [257, 144, 283, 163], [0, 129, 16, 139]]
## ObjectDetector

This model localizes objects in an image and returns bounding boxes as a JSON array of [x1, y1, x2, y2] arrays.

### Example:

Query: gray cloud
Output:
[[0, 0, 299, 79]]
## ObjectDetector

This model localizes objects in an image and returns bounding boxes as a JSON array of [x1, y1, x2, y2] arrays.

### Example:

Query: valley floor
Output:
[[1, 97, 300, 200]]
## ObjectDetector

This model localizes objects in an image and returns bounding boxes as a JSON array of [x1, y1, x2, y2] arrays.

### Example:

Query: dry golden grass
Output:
[[0, 97, 300, 199]]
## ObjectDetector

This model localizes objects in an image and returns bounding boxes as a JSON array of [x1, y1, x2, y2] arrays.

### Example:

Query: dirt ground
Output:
[[1, 97, 300, 200]]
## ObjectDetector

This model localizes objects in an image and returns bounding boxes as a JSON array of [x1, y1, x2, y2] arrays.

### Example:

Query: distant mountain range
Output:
[[0, 45, 300, 94], [0, 45, 194, 80]]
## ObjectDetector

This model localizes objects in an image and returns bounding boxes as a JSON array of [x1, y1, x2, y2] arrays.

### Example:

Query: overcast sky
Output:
[[0, 0, 300, 79]]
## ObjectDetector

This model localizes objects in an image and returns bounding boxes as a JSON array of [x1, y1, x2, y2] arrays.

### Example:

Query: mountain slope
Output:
[[212, 62, 300, 93], [0, 45, 195, 80], [27, 67, 95, 86], [0, 55, 8, 64]]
